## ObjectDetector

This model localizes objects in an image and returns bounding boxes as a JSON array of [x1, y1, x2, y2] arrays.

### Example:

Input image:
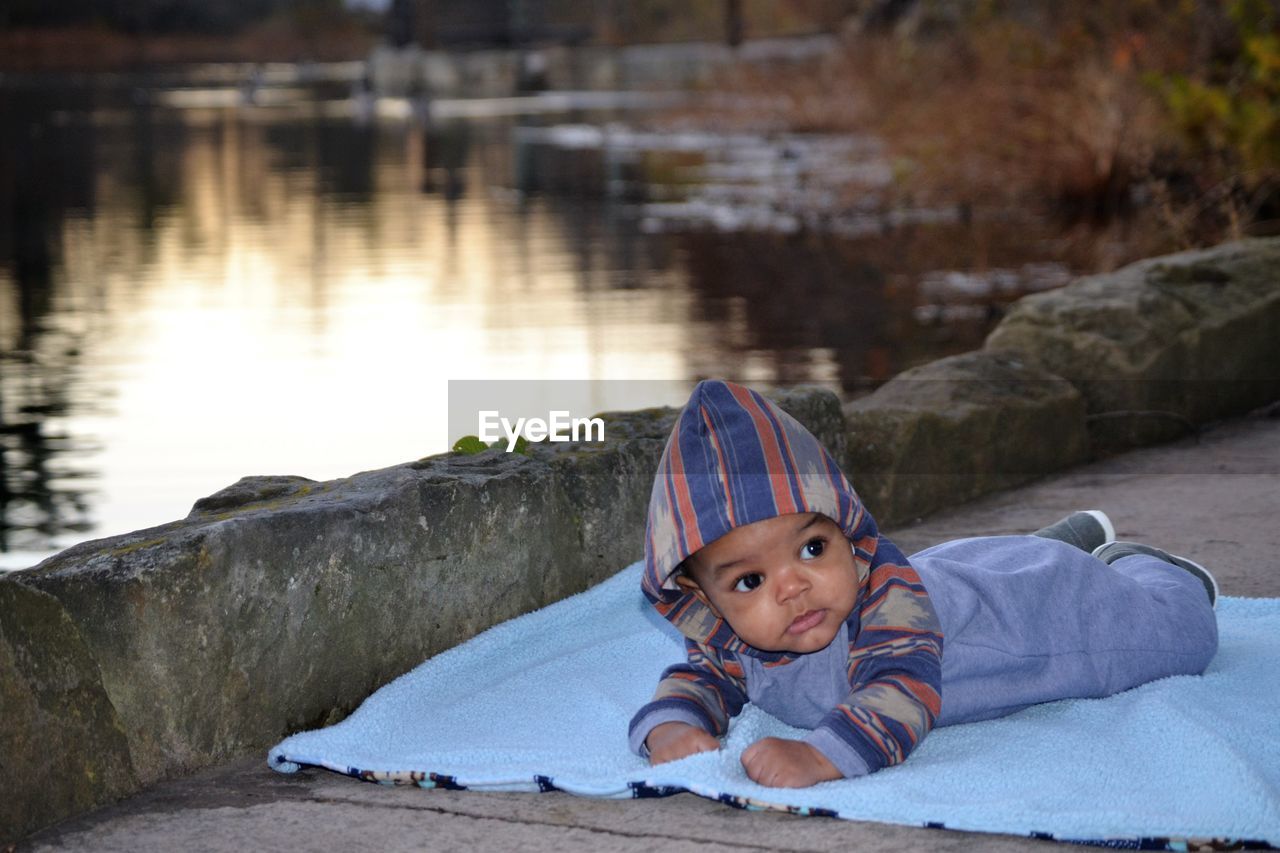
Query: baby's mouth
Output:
[[787, 609, 826, 635]]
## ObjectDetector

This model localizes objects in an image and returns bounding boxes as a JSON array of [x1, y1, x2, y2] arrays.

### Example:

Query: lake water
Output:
[[0, 72, 1080, 570]]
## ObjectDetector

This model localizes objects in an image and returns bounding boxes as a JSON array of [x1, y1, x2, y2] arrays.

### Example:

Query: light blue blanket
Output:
[[269, 561, 1280, 848]]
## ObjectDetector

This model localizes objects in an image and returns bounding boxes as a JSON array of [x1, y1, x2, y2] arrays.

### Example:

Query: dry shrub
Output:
[[813, 20, 1171, 221], [682, 2, 1279, 255]]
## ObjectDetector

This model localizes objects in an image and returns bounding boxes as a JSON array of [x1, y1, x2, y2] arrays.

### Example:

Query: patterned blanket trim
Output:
[[292, 763, 1276, 852]]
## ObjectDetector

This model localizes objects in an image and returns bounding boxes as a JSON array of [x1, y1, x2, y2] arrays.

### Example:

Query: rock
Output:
[[986, 237, 1280, 452], [188, 475, 320, 516], [0, 579, 137, 844], [18, 451, 616, 789], [6, 386, 840, 835], [843, 351, 1088, 525]]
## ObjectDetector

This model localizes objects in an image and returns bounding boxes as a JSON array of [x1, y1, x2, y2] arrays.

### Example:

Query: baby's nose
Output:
[[774, 564, 811, 601]]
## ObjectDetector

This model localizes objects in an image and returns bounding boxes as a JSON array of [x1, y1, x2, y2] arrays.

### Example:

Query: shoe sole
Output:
[[1092, 541, 1219, 610], [1082, 510, 1115, 545], [1035, 510, 1116, 552], [1164, 551, 1220, 611]]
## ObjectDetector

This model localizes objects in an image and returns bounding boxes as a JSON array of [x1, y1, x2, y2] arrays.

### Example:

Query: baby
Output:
[[628, 380, 1219, 788]]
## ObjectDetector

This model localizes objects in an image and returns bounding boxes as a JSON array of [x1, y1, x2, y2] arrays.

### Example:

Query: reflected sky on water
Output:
[[0, 78, 1069, 569]]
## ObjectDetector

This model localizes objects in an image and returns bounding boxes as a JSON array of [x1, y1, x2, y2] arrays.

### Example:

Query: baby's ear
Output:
[[673, 572, 701, 594], [673, 571, 720, 615]]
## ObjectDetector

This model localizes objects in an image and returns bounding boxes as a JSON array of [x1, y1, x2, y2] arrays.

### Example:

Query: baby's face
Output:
[[677, 512, 860, 654]]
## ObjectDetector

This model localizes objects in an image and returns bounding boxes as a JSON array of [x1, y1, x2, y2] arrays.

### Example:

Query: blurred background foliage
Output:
[[695, 0, 1280, 253], [0, 0, 848, 64], [0, 0, 380, 65], [1153, 0, 1280, 240]]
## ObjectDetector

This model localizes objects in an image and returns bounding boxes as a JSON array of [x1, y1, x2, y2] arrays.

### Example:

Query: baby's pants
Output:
[[909, 535, 1219, 727]]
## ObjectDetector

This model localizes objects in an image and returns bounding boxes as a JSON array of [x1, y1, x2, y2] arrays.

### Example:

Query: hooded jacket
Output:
[[628, 380, 943, 778]]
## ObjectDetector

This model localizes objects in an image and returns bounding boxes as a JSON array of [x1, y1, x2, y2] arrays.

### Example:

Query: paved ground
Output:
[[19, 409, 1280, 852]]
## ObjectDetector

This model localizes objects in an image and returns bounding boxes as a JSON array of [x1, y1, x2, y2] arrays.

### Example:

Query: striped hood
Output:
[[643, 380, 880, 657]]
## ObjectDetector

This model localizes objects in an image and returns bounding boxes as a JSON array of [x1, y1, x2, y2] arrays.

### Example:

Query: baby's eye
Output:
[[800, 537, 826, 560], [732, 573, 763, 593]]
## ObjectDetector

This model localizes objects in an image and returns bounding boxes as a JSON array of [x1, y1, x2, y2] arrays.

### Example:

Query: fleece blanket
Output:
[[269, 561, 1280, 849]]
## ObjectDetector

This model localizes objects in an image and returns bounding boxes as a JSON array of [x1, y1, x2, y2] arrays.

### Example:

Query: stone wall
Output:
[[2, 236, 1278, 843], [987, 239, 1280, 453], [847, 237, 1280, 524]]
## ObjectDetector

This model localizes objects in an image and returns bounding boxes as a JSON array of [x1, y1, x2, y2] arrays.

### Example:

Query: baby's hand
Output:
[[645, 721, 720, 765], [741, 737, 841, 788]]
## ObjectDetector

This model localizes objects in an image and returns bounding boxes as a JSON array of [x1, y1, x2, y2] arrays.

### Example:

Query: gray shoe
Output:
[[1033, 510, 1115, 553], [1091, 540, 1219, 609]]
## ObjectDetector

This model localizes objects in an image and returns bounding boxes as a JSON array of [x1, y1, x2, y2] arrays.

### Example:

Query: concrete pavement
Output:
[[19, 407, 1280, 852]]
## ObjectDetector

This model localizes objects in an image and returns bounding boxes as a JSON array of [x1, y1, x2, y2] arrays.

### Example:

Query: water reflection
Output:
[[0, 85, 711, 566], [0, 77, 1074, 568]]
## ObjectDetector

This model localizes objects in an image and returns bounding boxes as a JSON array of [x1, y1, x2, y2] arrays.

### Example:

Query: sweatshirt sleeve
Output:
[[628, 640, 748, 757], [803, 560, 943, 778]]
